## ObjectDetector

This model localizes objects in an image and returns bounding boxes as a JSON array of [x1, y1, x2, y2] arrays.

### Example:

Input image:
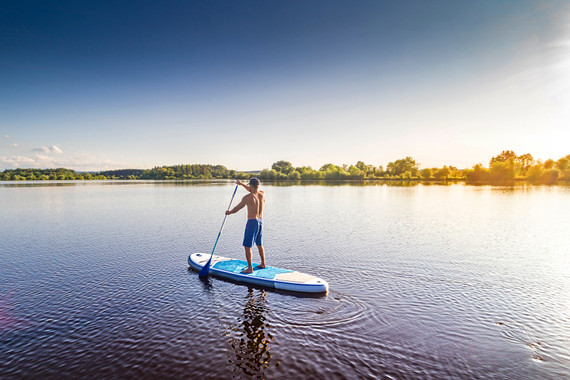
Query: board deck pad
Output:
[[212, 259, 293, 279], [189, 253, 329, 293]]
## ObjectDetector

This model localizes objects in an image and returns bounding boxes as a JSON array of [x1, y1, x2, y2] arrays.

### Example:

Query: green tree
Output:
[[544, 159, 555, 169], [297, 166, 321, 180], [319, 163, 336, 172], [287, 170, 301, 180], [386, 157, 418, 177], [320, 164, 349, 180], [347, 165, 365, 180], [465, 164, 488, 182], [518, 153, 534, 168], [271, 161, 293, 175], [489, 160, 515, 182], [420, 168, 433, 179], [542, 169, 559, 184], [355, 161, 367, 172], [354, 161, 382, 178], [490, 150, 517, 166], [259, 168, 278, 180], [434, 166, 452, 180], [556, 155, 569, 171]]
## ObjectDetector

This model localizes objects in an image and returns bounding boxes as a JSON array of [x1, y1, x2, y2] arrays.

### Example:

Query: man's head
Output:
[[248, 177, 260, 189]]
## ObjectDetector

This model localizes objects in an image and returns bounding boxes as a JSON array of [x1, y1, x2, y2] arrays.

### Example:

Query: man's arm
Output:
[[226, 197, 246, 215], [236, 179, 251, 192]]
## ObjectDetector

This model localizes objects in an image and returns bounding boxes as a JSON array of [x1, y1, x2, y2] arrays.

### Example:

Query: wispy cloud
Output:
[[1, 149, 130, 171], [31, 145, 63, 154], [0, 156, 37, 168], [1, 136, 19, 150]]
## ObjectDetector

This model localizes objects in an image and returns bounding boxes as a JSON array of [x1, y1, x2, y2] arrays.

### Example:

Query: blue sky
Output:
[[1, 0, 569, 171]]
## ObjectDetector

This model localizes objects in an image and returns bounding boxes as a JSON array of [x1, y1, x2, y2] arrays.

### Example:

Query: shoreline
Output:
[[1, 178, 569, 186]]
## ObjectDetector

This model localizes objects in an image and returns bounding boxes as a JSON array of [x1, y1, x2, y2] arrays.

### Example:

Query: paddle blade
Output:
[[199, 258, 212, 277]]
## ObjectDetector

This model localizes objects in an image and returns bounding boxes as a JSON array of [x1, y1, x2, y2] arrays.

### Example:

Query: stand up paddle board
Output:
[[188, 253, 329, 294]]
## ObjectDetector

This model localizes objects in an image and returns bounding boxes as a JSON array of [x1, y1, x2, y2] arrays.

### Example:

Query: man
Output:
[[225, 178, 266, 274]]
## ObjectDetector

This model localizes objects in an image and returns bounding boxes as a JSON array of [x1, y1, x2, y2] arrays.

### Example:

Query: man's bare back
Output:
[[242, 190, 265, 219], [225, 178, 266, 274], [226, 182, 264, 219]]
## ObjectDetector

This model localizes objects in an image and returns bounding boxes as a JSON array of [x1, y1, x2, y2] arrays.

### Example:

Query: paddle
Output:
[[199, 184, 239, 278]]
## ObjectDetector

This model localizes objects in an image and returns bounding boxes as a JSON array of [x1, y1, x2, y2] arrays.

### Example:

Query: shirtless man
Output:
[[225, 178, 266, 274]]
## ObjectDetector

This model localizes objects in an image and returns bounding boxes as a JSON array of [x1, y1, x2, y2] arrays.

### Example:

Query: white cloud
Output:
[[3, 135, 9, 139], [11, 143, 18, 147], [1, 150, 131, 171], [0, 156, 37, 168], [50, 145, 63, 154], [31, 145, 63, 154]]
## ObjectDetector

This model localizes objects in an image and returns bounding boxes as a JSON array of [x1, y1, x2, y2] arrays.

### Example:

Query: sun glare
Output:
[[550, 12, 570, 116]]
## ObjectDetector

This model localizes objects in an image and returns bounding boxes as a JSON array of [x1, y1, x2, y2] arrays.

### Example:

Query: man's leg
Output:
[[254, 219, 265, 268], [242, 219, 255, 274], [242, 246, 254, 274], [257, 245, 266, 269]]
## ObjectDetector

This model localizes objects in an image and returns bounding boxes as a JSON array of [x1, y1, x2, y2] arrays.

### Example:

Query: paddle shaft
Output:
[[199, 184, 239, 277]]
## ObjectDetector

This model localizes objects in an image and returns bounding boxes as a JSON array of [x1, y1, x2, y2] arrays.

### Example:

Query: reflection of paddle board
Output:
[[188, 253, 329, 293]]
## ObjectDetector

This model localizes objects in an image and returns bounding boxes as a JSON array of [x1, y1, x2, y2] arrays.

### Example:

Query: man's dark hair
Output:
[[248, 177, 260, 188]]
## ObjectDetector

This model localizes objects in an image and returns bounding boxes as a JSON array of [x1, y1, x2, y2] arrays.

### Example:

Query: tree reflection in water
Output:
[[227, 288, 276, 378]]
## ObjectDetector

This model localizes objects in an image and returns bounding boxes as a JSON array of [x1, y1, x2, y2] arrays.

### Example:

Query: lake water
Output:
[[1, 181, 569, 379]]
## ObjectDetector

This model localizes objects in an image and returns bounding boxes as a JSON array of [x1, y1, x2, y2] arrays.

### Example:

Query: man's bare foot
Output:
[[241, 268, 253, 274], [255, 264, 266, 269]]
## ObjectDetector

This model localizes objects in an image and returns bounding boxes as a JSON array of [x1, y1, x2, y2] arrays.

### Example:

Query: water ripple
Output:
[[269, 289, 372, 328], [2, 182, 570, 379]]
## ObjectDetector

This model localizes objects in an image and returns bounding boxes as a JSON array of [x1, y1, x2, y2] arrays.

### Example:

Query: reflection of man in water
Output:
[[228, 288, 274, 378]]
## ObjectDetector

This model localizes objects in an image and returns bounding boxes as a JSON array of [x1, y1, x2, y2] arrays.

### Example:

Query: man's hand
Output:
[[226, 198, 246, 216], [236, 179, 251, 192]]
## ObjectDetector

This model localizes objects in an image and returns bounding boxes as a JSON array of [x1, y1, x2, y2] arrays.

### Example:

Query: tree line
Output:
[[462, 151, 569, 184], [0, 168, 108, 181], [1, 151, 569, 184], [257, 151, 570, 184]]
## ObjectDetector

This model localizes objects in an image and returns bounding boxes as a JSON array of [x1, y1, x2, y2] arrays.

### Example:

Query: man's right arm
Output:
[[226, 197, 246, 215]]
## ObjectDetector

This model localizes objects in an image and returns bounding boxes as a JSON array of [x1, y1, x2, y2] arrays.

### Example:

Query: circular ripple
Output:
[[269, 289, 371, 328]]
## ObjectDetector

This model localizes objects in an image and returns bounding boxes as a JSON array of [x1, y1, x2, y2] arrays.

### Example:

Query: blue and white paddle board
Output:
[[188, 253, 329, 294]]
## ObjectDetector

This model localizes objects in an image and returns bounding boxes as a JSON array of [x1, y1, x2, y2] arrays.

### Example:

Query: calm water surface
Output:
[[1, 181, 569, 379]]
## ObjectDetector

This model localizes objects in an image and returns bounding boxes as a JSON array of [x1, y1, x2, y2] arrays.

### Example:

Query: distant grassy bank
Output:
[[2, 151, 569, 185]]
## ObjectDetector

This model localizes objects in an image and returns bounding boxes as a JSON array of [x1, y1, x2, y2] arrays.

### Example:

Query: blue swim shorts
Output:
[[243, 218, 263, 248]]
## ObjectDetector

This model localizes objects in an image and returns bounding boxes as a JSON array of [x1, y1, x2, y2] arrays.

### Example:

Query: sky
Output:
[[1, 0, 569, 171]]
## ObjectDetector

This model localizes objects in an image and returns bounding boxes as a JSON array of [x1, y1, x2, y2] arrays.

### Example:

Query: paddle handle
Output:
[[212, 183, 238, 250], [199, 184, 238, 277], [221, 184, 239, 230]]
